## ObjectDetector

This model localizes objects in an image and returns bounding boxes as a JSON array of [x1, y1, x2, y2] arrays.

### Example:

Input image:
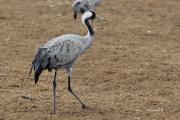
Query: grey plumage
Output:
[[29, 11, 97, 114], [31, 34, 90, 84], [72, 0, 101, 19]]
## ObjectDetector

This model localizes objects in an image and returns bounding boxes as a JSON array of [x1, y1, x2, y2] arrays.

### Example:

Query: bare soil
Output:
[[0, 0, 180, 119]]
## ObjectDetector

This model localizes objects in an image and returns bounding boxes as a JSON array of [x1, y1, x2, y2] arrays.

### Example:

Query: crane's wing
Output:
[[47, 39, 83, 68], [73, 0, 101, 7], [86, 0, 101, 6]]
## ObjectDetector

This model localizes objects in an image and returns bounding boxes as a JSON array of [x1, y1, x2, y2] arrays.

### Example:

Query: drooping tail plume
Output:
[[30, 48, 50, 84], [34, 62, 42, 84]]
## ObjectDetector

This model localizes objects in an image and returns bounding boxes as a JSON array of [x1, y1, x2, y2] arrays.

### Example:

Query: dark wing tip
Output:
[[34, 67, 42, 84], [74, 11, 77, 19]]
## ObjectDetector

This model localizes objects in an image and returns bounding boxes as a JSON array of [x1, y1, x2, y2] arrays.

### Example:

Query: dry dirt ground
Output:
[[0, 0, 180, 119]]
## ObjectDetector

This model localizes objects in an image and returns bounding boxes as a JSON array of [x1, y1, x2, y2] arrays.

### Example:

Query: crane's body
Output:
[[33, 33, 93, 82], [43, 34, 85, 69], [72, 0, 101, 19], [29, 11, 97, 114]]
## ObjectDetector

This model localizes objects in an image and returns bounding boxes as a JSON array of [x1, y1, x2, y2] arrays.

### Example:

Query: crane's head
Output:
[[81, 11, 96, 23], [81, 11, 106, 25]]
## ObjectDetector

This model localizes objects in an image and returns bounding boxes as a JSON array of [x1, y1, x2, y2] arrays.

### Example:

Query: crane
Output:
[[72, 0, 102, 19], [29, 11, 103, 114]]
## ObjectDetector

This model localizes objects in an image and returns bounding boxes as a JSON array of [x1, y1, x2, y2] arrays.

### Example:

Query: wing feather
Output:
[[47, 39, 82, 68]]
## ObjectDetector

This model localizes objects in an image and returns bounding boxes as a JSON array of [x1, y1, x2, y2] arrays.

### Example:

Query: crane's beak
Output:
[[91, 15, 106, 27], [95, 15, 107, 21], [74, 11, 77, 19]]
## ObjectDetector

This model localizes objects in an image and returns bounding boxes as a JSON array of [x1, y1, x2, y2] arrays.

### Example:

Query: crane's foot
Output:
[[50, 112, 56, 114], [81, 104, 91, 111], [50, 110, 56, 114]]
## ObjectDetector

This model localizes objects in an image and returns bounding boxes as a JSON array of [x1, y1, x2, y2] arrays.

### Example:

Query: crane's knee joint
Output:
[[53, 82, 56, 87], [68, 87, 72, 92]]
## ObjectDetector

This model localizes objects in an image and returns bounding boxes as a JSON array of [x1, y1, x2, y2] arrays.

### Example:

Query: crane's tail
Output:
[[34, 63, 42, 84], [33, 52, 43, 84], [28, 61, 42, 84], [32, 47, 49, 84]]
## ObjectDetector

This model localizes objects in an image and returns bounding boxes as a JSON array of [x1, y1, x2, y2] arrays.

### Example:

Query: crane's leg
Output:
[[67, 68, 87, 110], [68, 75, 88, 109], [51, 70, 57, 114]]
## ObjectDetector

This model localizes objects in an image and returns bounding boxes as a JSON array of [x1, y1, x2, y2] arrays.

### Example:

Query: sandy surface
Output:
[[0, 0, 180, 119]]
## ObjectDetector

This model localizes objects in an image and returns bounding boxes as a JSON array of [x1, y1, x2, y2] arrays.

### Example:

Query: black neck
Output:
[[84, 18, 94, 36]]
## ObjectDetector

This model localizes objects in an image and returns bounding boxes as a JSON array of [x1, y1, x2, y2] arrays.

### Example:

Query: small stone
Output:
[[22, 96, 32, 101]]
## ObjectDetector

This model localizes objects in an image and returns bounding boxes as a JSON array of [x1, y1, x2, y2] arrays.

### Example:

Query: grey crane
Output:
[[29, 11, 103, 114], [72, 0, 102, 19]]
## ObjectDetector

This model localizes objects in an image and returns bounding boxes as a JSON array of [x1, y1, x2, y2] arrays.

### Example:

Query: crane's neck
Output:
[[82, 18, 94, 50], [85, 18, 94, 36]]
